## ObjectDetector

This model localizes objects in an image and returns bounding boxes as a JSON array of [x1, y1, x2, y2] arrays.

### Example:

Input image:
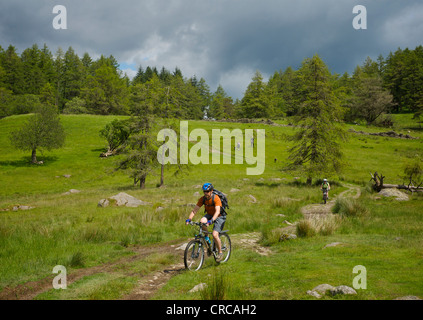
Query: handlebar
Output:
[[188, 221, 208, 227]]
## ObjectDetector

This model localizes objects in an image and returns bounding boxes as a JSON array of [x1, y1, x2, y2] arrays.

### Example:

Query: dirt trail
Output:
[[0, 238, 187, 300], [301, 183, 361, 219], [0, 184, 361, 300]]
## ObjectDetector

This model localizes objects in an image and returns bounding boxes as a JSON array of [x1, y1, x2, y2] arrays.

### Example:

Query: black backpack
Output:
[[203, 189, 229, 216]]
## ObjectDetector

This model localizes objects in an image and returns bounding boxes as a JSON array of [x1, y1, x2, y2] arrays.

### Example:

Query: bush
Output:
[[62, 97, 89, 114], [296, 215, 340, 238], [200, 270, 229, 300], [332, 197, 369, 217], [296, 220, 317, 238]]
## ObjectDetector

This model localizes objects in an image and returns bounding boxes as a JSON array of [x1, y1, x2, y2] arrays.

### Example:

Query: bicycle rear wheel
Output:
[[213, 233, 231, 264], [184, 240, 205, 271]]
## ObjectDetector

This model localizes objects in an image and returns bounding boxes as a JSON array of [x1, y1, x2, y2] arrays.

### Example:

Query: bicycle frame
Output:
[[191, 222, 214, 256]]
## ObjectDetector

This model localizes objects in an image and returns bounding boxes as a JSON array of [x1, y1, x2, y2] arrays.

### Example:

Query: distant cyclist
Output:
[[321, 179, 331, 199], [186, 183, 226, 261]]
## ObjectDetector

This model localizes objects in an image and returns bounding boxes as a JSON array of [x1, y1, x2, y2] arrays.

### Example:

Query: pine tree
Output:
[[82, 63, 129, 115], [114, 115, 160, 189], [3, 45, 25, 94], [241, 70, 272, 118], [287, 55, 346, 185]]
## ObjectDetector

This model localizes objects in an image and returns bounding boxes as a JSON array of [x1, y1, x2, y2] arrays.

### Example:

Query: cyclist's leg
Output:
[[201, 214, 212, 234], [212, 216, 226, 253]]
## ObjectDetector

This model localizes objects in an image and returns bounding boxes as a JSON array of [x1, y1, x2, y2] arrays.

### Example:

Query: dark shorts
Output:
[[204, 214, 226, 233]]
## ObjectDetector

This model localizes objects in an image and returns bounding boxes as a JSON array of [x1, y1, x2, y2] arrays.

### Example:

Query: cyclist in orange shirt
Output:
[[186, 183, 226, 261]]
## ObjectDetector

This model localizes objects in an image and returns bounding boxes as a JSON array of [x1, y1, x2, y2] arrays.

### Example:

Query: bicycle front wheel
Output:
[[214, 233, 231, 264], [184, 240, 205, 271]]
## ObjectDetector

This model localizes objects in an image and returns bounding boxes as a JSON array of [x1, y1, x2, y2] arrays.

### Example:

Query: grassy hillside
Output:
[[0, 114, 422, 300]]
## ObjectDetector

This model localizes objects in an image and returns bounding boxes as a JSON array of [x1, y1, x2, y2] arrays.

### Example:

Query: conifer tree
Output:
[[241, 70, 272, 118], [287, 55, 346, 185]]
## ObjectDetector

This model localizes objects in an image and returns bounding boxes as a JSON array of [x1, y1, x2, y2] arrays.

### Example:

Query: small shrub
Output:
[[120, 235, 131, 248], [260, 227, 285, 246], [200, 270, 229, 300], [296, 216, 340, 238], [68, 252, 86, 267], [332, 197, 369, 217], [296, 220, 317, 238]]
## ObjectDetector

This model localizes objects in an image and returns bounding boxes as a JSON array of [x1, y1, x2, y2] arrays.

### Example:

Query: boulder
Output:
[[330, 285, 357, 296], [378, 189, 409, 201], [189, 283, 207, 293], [98, 199, 110, 207], [279, 234, 297, 241], [98, 192, 151, 208], [7, 205, 36, 212], [110, 192, 151, 207], [307, 290, 322, 299], [312, 284, 335, 295]]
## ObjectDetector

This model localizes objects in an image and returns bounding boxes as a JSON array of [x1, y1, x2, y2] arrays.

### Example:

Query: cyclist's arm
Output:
[[188, 205, 201, 221], [211, 206, 221, 222]]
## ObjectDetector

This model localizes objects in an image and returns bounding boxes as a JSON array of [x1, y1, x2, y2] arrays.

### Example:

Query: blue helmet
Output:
[[202, 183, 214, 192]]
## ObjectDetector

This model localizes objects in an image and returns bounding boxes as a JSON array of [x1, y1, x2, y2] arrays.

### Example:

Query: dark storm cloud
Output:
[[1, 0, 423, 99]]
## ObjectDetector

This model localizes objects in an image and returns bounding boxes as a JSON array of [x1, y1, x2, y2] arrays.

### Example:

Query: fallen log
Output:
[[100, 149, 117, 158], [370, 172, 423, 192], [380, 184, 423, 191]]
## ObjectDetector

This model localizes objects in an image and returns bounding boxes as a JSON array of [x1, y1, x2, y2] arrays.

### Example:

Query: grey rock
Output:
[[98, 199, 110, 207], [109, 192, 151, 207], [249, 195, 257, 203], [307, 290, 322, 299], [280, 234, 297, 241], [394, 295, 422, 300], [312, 284, 335, 295], [189, 283, 207, 293], [323, 242, 344, 249], [378, 189, 409, 201], [330, 285, 357, 296]]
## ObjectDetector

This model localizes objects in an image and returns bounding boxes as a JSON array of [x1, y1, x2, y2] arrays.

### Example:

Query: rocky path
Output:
[[0, 184, 362, 300], [301, 183, 361, 219]]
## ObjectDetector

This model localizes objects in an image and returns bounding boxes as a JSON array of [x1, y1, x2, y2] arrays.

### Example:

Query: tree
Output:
[[2, 45, 25, 94], [347, 75, 394, 124], [9, 104, 65, 163], [209, 85, 233, 119], [241, 71, 273, 118], [100, 119, 132, 157], [287, 55, 346, 185], [114, 116, 159, 189], [402, 158, 423, 189], [82, 64, 129, 115]]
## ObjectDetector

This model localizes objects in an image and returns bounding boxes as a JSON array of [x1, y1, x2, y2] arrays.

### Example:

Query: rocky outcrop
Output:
[[307, 284, 357, 298], [98, 192, 151, 208]]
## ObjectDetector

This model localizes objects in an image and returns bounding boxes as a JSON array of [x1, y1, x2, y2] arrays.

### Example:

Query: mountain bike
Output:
[[184, 221, 231, 271], [322, 189, 328, 204]]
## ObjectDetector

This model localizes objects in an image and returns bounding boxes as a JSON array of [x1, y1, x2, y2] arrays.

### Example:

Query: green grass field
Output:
[[0, 113, 422, 300]]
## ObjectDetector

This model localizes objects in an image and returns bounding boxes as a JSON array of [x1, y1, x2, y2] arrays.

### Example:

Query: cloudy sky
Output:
[[1, 0, 422, 99]]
